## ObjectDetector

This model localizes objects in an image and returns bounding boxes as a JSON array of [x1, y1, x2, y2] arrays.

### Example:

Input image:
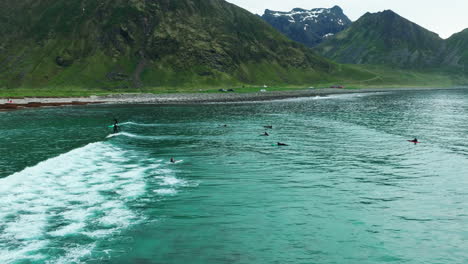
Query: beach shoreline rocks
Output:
[[0, 87, 465, 111]]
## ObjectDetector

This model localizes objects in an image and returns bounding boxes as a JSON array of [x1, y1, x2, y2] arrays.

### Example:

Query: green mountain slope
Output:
[[0, 0, 372, 92], [445, 29, 468, 73], [315, 10, 445, 69]]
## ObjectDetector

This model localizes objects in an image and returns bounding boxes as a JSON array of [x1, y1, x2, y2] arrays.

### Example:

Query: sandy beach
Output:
[[0, 87, 465, 111]]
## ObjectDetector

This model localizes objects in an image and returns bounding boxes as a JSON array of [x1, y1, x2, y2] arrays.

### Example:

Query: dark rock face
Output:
[[55, 56, 73, 67], [262, 6, 352, 47]]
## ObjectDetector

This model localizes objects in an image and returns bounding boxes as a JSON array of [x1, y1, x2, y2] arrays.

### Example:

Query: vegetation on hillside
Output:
[[315, 10, 445, 68], [315, 9, 468, 78], [0, 2, 466, 96], [0, 0, 376, 93]]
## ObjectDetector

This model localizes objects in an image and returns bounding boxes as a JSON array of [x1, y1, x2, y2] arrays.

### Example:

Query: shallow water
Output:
[[1, 89, 468, 263]]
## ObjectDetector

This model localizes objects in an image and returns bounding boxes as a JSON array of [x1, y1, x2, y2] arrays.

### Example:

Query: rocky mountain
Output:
[[315, 10, 446, 69], [0, 0, 368, 90], [262, 6, 351, 48]]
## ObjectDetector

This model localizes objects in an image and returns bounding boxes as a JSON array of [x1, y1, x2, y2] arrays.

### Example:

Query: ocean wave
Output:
[[106, 132, 193, 141], [0, 142, 178, 263], [106, 132, 163, 140]]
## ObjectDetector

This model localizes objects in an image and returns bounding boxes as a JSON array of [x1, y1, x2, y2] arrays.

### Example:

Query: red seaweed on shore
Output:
[[0, 101, 102, 111]]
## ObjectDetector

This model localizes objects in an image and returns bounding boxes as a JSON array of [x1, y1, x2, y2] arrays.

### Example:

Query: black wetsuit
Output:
[[112, 119, 120, 133]]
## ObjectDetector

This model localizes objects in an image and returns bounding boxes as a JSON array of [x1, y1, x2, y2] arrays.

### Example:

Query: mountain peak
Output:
[[316, 10, 444, 68], [361, 9, 399, 20], [262, 6, 352, 47], [291, 8, 307, 12], [331, 5, 344, 12], [380, 9, 401, 19], [382, 9, 397, 14]]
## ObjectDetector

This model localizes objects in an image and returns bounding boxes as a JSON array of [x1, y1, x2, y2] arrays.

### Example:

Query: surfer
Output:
[[262, 132, 269, 136], [113, 124, 120, 134], [277, 142, 288, 146], [410, 138, 418, 144], [170, 157, 176, 163], [112, 119, 120, 133], [264, 125, 273, 129]]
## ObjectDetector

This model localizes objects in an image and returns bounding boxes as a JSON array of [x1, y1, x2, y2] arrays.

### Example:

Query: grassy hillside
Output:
[[0, 0, 380, 94], [1, 2, 465, 97], [445, 29, 468, 73], [343, 65, 468, 87], [315, 10, 445, 68]]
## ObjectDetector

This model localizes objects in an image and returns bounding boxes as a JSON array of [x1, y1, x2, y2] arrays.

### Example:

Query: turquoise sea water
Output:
[[1, 89, 468, 264]]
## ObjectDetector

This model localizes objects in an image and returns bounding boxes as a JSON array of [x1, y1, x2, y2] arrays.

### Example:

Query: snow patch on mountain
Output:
[[262, 6, 352, 47]]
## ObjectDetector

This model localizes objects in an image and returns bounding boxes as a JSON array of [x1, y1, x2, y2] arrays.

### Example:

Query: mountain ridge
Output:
[[445, 28, 468, 72]]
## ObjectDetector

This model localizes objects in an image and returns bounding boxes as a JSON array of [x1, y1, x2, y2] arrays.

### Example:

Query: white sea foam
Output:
[[106, 132, 173, 141], [49, 222, 86, 237], [154, 189, 178, 195], [155, 176, 187, 186], [0, 141, 179, 263], [49, 244, 96, 264], [0, 240, 48, 263]]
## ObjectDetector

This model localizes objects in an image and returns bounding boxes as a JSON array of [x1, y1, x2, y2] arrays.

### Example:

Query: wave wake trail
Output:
[[106, 132, 188, 141], [107, 132, 163, 140], [0, 142, 171, 263], [120, 122, 162, 127]]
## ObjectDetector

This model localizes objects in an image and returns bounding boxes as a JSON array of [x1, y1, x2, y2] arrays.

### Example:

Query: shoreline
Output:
[[1, 86, 465, 111]]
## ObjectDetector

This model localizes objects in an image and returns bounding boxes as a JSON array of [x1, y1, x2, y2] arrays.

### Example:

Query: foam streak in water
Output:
[[121, 122, 162, 127], [0, 142, 166, 263], [107, 132, 190, 141]]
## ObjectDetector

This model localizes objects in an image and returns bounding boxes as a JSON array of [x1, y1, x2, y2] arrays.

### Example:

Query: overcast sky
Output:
[[226, 0, 468, 39]]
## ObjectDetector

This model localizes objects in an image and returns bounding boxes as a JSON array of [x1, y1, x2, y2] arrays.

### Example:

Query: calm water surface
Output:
[[1, 89, 468, 264]]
